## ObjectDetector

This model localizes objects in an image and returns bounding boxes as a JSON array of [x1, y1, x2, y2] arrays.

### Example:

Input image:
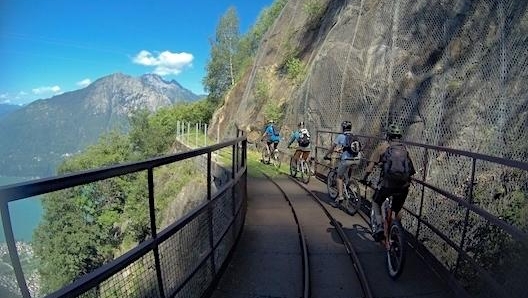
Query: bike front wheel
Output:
[[386, 220, 406, 279], [300, 160, 310, 184], [272, 151, 281, 168], [326, 170, 338, 199], [261, 147, 270, 164], [343, 185, 360, 215], [289, 157, 297, 177]]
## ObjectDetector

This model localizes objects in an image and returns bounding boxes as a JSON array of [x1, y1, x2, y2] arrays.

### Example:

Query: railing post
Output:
[[415, 147, 429, 240], [148, 168, 166, 298], [315, 130, 319, 175], [205, 124, 208, 146], [195, 123, 198, 147], [455, 157, 477, 274], [187, 122, 191, 144], [207, 152, 217, 276], [0, 202, 31, 298]]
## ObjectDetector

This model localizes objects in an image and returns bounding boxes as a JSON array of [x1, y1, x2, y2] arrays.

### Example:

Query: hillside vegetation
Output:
[[33, 100, 215, 294]]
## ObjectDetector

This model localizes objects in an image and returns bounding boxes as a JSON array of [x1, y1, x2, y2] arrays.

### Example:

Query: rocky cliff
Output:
[[211, 0, 527, 162]]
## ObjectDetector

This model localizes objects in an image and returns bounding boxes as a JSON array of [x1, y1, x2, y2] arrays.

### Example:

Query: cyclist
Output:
[[359, 123, 416, 242], [323, 121, 362, 207], [287, 121, 311, 170], [261, 120, 280, 162]]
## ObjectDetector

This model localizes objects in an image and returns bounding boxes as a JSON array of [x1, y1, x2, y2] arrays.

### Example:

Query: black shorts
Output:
[[266, 141, 278, 150], [373, 186, 409, 214]]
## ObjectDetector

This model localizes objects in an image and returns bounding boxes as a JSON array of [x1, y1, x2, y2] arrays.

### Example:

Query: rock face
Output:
[[211, 0, 528, 162], [0, 73, 200, 176]]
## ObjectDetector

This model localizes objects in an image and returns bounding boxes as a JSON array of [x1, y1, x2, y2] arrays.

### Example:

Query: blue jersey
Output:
[[265, 124, 280, 142], [335, 133, 353, 160]]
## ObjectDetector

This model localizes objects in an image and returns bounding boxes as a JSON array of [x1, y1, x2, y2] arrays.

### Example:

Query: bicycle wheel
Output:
[[289, 157, 297, 177], [343, 184, 360, 215], [272, 150, 281, 168], [261, 147, 270, 164], [326, 170, 338, 199], [386, 220, 406, 279], [300, 160, 310, 184]]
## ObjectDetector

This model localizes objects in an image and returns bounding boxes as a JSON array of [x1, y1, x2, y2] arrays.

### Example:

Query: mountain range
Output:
[[0, 73, 201, 177], [0, 103, 21, 118]]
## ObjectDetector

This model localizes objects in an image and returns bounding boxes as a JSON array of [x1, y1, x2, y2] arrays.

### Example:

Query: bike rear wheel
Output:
[[326, 170, 338, 199], [300, 160, 310, 184], [289, 157, 297, 177], [386, 220, 406, 279]]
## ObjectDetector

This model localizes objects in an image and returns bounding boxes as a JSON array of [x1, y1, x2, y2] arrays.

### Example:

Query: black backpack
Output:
[[381, 143, 412, 187], [298, 128, 310, 147], [343, 133, 361, 156]]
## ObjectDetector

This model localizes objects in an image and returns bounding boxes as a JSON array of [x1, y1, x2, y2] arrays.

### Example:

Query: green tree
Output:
[[203, 7, 240, 104]]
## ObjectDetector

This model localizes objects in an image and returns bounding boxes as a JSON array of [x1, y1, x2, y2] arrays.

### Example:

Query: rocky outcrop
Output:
[[211, 0, 528, 162]]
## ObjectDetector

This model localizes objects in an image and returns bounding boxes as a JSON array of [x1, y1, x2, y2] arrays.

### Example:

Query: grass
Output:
[[178, 131, 291, 178]]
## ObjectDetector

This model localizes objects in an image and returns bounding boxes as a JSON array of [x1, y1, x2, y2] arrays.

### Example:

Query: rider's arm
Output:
[[287, 131, 296, 148], [324, 137, 339, 159], [362, 142, 388, 181]]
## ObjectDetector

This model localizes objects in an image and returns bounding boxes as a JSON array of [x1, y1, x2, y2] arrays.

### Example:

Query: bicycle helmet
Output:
[[298, 121, 305, 128], [268, 119, 274, 124], [341, 121, 352, 132], [387, 123, 402, 138]]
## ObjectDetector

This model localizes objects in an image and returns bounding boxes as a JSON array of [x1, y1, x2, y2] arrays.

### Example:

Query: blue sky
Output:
[[0, 0, 274, 105]]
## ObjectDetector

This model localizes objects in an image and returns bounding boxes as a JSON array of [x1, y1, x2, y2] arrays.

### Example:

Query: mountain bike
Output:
[[289, 148, 311, 184], [363, 181, 406, 279], [260, 141, 270, 164], [324, 156, 361, 215], [261, 141, 281, 168]]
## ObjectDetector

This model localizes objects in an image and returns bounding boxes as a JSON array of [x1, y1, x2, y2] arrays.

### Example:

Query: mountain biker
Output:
[[359, 123, 416, 242], [261, 120, 280, 160], [287, 121, 311, 168], [323, 121, 362, 207]]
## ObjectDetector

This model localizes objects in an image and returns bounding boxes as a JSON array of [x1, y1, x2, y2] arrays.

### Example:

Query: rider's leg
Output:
[[391, 188, 409, 221], [293, 149, 302, 168], [336, 161, 347, 201], [372, 188, 388, 241], [336, 160, 354, 201], [299, 150, 310, 170]]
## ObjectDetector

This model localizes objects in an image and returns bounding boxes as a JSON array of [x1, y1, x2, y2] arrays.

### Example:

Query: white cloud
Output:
[[32, 86, 61, 95], [77, 78, 91, 88], [0, 93, 7, 99], [133, 50, 193, 75]]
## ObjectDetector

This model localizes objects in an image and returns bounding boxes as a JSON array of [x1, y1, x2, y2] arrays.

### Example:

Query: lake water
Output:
[[0, 177, 43, 242]]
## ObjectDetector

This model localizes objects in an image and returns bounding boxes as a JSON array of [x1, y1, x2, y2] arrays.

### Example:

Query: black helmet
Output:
[[387, 123, 402, 138], [341, 121, 352, 132], [298, 121, 305, 128]]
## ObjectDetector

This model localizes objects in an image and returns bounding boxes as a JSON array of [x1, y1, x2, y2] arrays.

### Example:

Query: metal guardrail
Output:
[[314, 129, 528, 298], [0, 133, 247, 298]]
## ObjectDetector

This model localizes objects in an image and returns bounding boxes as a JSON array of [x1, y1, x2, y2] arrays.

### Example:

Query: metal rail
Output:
[[262, 173, 310, 298], [0, 134, 248, 298], [287, 175, 374, 298]]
